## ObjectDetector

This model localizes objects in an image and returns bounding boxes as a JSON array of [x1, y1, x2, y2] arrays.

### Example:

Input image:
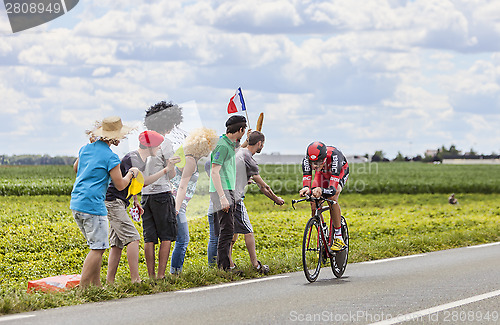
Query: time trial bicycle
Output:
[[292, 195, 349, 282]]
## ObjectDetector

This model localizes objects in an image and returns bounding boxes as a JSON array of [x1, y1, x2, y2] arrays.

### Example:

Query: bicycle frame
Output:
[[293, 196, 338, 258]]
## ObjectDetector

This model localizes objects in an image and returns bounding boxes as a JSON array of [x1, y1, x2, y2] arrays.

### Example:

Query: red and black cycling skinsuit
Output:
[[302, 146, 349, 196]]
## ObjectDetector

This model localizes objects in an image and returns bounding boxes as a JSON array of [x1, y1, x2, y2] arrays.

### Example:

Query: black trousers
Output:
[[210, 190, 235, 270]]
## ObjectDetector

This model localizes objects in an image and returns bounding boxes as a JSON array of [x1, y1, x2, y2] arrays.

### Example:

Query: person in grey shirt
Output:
[[231, 131, 284, 274], [141, 101, 183, 280]]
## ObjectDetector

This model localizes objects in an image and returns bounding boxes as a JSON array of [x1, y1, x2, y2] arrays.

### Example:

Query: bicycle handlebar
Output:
[[291, 195, 337, 210]]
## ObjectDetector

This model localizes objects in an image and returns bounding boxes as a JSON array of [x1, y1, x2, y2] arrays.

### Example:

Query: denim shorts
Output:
[[72, 210, 109, 250]]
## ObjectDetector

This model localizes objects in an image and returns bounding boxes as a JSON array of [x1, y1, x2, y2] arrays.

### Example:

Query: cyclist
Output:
[[299, 141, 349, 251]]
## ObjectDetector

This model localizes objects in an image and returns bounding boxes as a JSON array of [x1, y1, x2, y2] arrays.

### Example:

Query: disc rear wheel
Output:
[[302, 217, 323, 282]]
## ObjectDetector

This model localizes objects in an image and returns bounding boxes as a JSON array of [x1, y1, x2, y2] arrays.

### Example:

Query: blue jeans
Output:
[[207, 200, 219, 266], [170, 205, 190, 274]]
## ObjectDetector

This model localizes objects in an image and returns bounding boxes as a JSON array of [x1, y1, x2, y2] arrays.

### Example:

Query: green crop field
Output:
[[2, 162, 500, 195], [254, 162, 500, 194], [0, 163, 499, 314], [0, 166, 74, 196]]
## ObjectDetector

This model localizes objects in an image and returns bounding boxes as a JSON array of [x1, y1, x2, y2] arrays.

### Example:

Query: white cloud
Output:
[[0, 0, 499, 158], [0, 82, 33, 114], [210, 0, 302, 32], [75, 10, 138, 37], [60, 107, 112, 128], [16, 32, 118, 66], [440, 59, 500, 114], [0, 38, 13, 55], [92, 66, 111, 77]]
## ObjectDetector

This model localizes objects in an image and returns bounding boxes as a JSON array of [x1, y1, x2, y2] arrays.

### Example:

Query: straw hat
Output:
[[90, 116, 134, 140]]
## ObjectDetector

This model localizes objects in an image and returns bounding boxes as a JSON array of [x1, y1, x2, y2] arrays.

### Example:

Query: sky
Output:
[[1, 0, 500, 159]]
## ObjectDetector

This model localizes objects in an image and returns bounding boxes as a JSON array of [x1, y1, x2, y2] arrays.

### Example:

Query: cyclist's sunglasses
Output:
[[311, 159, 326, 167]]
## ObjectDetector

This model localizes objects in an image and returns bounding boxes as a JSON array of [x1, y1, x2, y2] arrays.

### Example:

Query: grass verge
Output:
[[1, 193, 499, 314]]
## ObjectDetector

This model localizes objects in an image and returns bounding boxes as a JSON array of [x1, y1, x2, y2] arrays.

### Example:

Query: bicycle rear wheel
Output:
[[302, 217, 323, 282], [330, 216, 349, 278]]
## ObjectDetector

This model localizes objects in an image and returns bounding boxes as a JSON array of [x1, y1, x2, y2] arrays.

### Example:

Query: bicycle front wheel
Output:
[[331, 215, 349, 278], [302, 217, 323, 282]]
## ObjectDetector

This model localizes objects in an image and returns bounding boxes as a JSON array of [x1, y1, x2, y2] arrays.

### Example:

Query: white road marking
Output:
[[0, 315, 35, 322], [370, 289, 500, 325], [360, 254, 426, 265], [177, 275, 289, 293], [466, 242, 500, 249]]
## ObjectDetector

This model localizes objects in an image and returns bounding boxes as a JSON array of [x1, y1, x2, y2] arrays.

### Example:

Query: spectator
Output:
[[209, 115, 247, 270], [230, 131, 284, 274], [142, 101, 183, 279], [105, 130, 171, 284], [170, 127, 218, 274], [70, 116, 139, 288]]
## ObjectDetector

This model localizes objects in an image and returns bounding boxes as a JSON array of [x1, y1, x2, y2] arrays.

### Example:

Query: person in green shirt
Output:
[[209, 115, 247, 270]]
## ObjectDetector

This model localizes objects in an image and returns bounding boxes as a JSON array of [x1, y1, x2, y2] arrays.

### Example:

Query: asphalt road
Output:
[[2, 243, 499, 325]]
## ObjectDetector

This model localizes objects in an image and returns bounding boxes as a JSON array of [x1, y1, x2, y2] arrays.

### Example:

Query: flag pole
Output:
[[244, 110, 250, 130], [239, 87, 251, 128]]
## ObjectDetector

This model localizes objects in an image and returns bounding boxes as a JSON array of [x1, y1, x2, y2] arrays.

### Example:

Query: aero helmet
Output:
[[307, 141, 327, 162]]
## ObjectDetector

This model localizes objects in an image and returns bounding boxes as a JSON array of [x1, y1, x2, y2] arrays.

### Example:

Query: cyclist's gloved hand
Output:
[[299, 187, 310, 197], [311, 187, 323, 198]]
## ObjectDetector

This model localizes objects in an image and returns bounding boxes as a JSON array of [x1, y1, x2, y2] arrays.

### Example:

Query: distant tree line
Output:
[[370, 145, 499, 163], [0, 155, 76, 165]]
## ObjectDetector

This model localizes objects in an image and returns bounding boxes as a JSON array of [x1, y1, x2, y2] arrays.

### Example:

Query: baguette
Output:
[[256, 112, 264, 131]]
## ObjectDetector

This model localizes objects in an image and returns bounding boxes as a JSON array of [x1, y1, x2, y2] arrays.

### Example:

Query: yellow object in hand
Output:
[[175, 145, 186, 168], [127, 171, 144, 197]]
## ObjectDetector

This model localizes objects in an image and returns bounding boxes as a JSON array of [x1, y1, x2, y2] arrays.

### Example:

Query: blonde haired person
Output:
[[71, 116, 140, 288], [170, 127, 218, 274]]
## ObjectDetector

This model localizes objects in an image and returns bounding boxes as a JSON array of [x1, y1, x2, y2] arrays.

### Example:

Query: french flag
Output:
[[227, 87, 247, 114]]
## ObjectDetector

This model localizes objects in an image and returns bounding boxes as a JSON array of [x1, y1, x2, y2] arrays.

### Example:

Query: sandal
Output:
[[256, 261, 269, 275]]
